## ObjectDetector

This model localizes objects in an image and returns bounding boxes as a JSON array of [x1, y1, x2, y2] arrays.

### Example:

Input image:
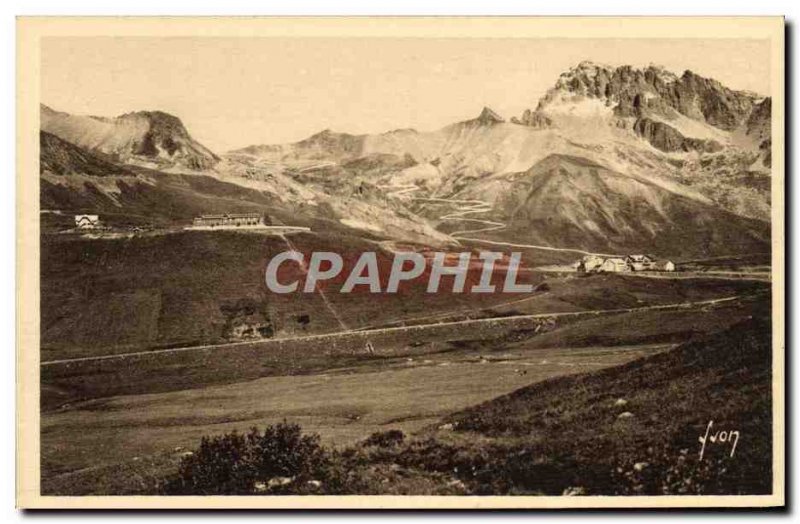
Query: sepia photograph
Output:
[[15, 16, 785, 509]]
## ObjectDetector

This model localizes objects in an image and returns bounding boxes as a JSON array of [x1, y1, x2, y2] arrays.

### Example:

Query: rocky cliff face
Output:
[[746, 97, 772, 137], [510, 109, 552, 129], [535, 61, 757, 128], [743, 97, 772, 167], [515, 61, 763, 154], [632, 118, 723, 153]]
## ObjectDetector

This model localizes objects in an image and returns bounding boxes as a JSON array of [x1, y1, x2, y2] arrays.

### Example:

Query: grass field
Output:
[[41, 342, 671, 495]]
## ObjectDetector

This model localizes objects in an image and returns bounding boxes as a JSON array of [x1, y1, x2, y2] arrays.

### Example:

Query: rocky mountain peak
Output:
[[544, 62, 758, 130], [121, 110, 191, 135], [511, 61, 767, 155], [473, 106, 505, 125]]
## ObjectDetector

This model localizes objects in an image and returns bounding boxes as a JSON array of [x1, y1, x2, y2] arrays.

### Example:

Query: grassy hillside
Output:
[[355, 308, 773, 495], [41, 230, 555, 361], [41, 231, 361, 359]]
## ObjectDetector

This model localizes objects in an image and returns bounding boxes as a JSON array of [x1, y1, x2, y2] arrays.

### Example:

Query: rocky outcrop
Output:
[[127, 111, 219, 170], [632, 118, 723, 153], [511, 109, 552, 129], [746, 97, 771, 136], [745, 98, 772, 167], [669, 70, 755, 130]]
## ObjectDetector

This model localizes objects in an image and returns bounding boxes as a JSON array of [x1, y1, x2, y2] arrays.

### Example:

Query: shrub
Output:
[[362, 429, 405, 448], [162, 422, 330, 495]]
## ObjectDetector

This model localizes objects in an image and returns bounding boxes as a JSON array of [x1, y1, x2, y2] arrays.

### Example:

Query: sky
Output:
[[41, 37, 771, 152]]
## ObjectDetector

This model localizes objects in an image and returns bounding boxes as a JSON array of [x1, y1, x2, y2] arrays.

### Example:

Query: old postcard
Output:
[[16, 17, 785, 509]]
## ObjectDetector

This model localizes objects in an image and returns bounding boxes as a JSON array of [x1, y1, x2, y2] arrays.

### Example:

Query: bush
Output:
[[162, 422, 330, 495], [362, 429, 405, 448]]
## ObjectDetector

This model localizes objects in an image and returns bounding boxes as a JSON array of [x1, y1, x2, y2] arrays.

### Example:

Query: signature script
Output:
[[698, 420, 740, 461]]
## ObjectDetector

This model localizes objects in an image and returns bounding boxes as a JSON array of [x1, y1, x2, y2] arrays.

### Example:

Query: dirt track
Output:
[[42, 295, 740, 369]]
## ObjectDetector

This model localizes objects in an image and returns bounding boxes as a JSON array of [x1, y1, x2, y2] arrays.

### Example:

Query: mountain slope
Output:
[[41, 131, 134, 178], [41, 104, 220, 171], [39, 130, 278, 228], [456, 154, 769, 256], [39, 130, 453, 245]]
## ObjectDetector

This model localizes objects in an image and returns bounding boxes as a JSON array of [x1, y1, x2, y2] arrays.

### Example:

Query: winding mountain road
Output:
[[384, 184, 607, 256]]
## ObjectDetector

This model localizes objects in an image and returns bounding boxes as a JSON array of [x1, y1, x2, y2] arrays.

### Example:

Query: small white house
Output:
[[74, 215, 100, 229], [655, 260, 676, 272]]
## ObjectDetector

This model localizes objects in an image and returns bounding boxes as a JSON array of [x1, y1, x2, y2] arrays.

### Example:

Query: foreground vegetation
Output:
[[159, 312, 772, 496]]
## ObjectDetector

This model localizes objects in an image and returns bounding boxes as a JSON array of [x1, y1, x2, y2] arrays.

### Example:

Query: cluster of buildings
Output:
[[73, 213, 270, 231], [191, 213, 267, 229], [577, 254, 675, 273]]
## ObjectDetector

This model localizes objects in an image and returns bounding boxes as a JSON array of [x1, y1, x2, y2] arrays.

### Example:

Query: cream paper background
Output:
[[16, 16, 785, 509]]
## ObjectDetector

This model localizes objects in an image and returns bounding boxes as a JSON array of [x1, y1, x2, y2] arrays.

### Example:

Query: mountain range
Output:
[[39, 61, 772, 257]]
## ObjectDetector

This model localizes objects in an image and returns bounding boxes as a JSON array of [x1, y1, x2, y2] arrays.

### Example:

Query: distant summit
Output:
[[512, 62, 767, 154], [475, 106, 505, 125], [448, 106, 506, 129]]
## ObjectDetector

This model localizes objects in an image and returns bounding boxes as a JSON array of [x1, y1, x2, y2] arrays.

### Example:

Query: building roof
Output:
[[197, 213, 262, 219]]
